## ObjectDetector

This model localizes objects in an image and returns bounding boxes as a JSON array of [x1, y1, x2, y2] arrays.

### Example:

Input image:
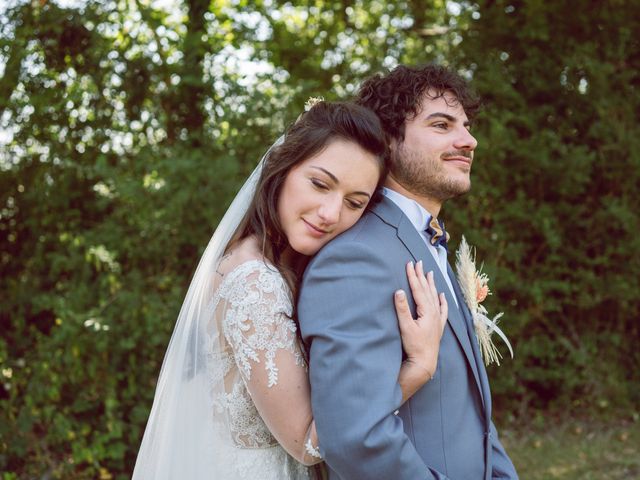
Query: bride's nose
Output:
[[317, 195, 341, 225]]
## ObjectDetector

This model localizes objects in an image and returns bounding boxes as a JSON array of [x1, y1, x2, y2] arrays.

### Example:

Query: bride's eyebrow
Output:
[[310, 166, 339, 183], [309, 166, 371, 198]]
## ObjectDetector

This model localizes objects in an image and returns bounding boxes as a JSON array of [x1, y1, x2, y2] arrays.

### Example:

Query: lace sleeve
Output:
[[221, 261, 322, 466]]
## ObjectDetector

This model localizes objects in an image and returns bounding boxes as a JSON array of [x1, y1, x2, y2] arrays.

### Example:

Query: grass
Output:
[[500, 418, 640, 479]]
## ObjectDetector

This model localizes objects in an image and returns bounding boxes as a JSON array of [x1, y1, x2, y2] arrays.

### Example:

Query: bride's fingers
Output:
[[406, 262, 424, 306], [425, 270, 440, 305], [394, 290, 413, 333], [438, 293, 448, 333], [416, 260, 426, 287], [416, 260, 428, 291], [415, 262, 436, 307], [416, 267, 447, 324], [407, 261, 451, 323], [418, 268, 440, 312]]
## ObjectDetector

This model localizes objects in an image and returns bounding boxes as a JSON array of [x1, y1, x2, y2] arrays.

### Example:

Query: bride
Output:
[[132, 100, 448, 479]]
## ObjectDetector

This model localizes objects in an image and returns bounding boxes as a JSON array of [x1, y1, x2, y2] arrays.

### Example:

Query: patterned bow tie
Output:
[[425, 216, 450, 251]]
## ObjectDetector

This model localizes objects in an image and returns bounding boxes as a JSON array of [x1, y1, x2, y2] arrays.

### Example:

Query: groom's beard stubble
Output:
[[390, 145, 472, 202]]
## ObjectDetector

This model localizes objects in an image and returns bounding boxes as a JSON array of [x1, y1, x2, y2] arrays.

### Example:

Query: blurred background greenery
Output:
[[1, 0, 638, 478]]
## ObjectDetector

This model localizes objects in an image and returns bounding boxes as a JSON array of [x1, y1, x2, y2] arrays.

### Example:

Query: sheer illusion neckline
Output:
[[215, 258, 277, 288]]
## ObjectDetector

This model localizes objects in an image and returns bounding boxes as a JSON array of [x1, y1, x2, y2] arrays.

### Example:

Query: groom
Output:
[[298, 65, 518, 479]]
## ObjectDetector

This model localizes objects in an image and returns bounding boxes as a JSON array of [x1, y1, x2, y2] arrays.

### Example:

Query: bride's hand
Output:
[[394, 260, 448, 381]]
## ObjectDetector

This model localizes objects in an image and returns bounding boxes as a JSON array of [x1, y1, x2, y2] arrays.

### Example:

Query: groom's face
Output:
[[390, 90, 477, 203]]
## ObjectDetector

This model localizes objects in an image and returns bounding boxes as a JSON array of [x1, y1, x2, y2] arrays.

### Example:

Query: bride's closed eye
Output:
[[310, 178, 329, 190], [345, 198, 366, 210]]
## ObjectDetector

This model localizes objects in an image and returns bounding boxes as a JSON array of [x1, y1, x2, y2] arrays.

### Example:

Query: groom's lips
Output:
[[303, 219, 330, 237], [443, 155, 472, 168]]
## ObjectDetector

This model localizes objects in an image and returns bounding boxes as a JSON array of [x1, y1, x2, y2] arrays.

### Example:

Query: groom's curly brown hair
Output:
[[356, 64, 481, 143]]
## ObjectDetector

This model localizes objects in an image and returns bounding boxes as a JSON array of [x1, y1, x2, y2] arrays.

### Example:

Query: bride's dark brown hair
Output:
[[229, 101, 388, 343]]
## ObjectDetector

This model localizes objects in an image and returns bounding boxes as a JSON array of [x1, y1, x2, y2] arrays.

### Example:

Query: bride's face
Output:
[[277, 138, 381, 256]]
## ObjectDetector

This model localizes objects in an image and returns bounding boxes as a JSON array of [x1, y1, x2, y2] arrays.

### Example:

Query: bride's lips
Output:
[[302, 219, 330, 238]]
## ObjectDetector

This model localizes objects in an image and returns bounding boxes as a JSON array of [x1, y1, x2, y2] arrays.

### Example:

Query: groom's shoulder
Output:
[[320, 208, 393, 253], [302, 207, 400, 283]]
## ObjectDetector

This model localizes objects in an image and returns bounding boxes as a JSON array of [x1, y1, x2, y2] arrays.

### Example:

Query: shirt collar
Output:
[[382, 187, 436, 233]]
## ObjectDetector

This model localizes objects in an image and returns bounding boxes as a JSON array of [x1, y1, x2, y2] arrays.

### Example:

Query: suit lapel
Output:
[[448, 264, 491, 419], [372, 198, 486, 408]]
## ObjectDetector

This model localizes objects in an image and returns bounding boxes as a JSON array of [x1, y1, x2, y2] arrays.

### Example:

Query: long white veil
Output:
[[132, 137, 284, 479]]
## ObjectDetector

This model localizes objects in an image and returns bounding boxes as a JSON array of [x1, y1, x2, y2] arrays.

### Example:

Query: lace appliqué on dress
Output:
[[213, 381, 277, 448], [304, 438, 322, 459], [209, 260, 305, 451], [221, 262, 304, 386]]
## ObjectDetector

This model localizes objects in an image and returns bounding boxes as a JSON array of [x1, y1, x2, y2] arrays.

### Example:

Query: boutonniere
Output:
[[455, 236, 513, 366]]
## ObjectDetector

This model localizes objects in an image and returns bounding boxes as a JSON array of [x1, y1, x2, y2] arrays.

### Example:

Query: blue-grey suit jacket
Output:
[[298, 196, 518, 480]]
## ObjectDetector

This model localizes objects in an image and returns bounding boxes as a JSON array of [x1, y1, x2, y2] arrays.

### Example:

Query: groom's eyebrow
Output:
[[310, 166, 371, 198], [426, 112, 471, 128]]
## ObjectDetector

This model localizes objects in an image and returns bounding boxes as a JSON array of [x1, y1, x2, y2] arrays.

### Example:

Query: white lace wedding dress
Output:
[[133, 142, 322, 479], [203, 258, 320, 479]]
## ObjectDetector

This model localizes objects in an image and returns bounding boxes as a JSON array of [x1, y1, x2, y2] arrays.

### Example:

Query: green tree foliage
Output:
[[0, 0, 637, 477], [447, 0, 640, 417]]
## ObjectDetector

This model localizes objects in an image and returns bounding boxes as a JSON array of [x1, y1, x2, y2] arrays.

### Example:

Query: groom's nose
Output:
[[454, 127, 478, 151]]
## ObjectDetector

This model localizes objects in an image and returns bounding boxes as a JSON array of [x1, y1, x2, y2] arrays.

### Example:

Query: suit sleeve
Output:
[[298, 240, 449, 480], [490, 420, 519, 479]]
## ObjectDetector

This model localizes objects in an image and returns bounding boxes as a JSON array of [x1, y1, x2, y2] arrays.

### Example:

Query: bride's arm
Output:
[[241, 343, 321, 466], [223, 266, 322, 466]]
